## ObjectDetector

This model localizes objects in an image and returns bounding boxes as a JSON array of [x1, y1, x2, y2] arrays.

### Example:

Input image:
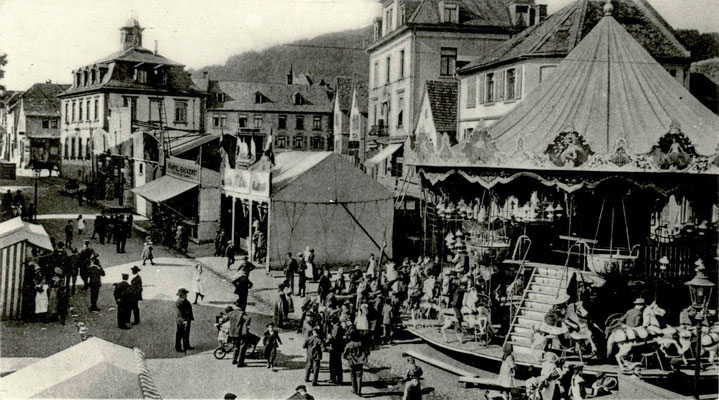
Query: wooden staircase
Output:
[[504, 264, 573, 355]]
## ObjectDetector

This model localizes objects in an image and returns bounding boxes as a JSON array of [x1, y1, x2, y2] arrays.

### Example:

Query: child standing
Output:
[[263, 322, 282, 371], [77, 215, 85, 236], [192, 264, 205, 304], [141, 236, 154, 266]]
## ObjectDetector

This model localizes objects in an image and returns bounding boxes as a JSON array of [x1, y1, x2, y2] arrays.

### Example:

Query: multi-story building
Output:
[[456, 0, 692, 138], [365, 0, 546, 190], [2, 83, 70, 172], [57, 17, 205, 216], [197, 74, 334, 153]]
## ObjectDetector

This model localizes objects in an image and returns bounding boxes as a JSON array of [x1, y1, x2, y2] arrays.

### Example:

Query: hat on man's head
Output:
[[295, 385, 307, 392], [121, 273, 129, 280], [224, 393, 237, 400], [56, 242, 64, 248], [634, 298, 645, 305], [177, 288, 189, 296], [131, 266, 141, 273], [54, 267, 63, 275], [266, 322, 274, 328]]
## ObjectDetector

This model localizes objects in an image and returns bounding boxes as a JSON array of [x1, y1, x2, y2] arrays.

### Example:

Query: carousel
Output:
[[401, 2, 719, 395]]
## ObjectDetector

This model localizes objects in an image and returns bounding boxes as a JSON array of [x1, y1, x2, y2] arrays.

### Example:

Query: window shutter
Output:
[[497, 70, 505, 101], [516, 65, 523, 99], [478, 74, 485, 104]]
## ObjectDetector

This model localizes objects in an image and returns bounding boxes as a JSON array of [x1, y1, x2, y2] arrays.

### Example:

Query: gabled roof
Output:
[[409, 0, 516, 28], [271, 151, 394, 203], [335, 77, 354, 113], [0, 217, 53, 250], [208, 81, 333, 113], [17, 83, 70, 117], [460, 0, 690, 73], [426, 80, 458, 132]]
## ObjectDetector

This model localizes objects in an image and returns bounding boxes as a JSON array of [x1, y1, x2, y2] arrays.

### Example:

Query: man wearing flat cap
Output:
[[113, 273, 132, 329], [175, 288, 195, 352]]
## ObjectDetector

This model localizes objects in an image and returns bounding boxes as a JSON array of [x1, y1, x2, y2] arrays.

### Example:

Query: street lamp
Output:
[[32, 167, 41, 223], [685, 259, 714, 400]]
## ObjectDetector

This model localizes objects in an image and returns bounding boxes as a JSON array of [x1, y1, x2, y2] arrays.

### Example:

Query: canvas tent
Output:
[[0, 337, 160, 398], [0, 217, 52, 319], [222, 151, 395, 267]]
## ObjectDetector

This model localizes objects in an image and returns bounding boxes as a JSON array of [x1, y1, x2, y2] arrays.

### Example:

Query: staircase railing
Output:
[[503, 263, 539, 349], [556, 240, 589, 297]]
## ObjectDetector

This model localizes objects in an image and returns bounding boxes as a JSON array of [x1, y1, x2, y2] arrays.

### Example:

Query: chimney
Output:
[[46, 79, 52, 84], [203, 71, 208, 78], [287, 64, 293, 85], [154, 40, 158, 56]]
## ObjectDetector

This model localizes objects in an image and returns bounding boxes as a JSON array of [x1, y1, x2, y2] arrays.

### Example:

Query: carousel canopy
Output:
[[407, 3, 719, 175]]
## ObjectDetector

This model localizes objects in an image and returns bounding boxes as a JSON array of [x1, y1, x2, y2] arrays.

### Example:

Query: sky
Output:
[[1, 0, 718, 91]]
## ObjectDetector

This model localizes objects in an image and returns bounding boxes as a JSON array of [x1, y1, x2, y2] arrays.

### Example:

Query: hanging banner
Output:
[[250, 170, 270, 197], [167, 156, 200, 183]]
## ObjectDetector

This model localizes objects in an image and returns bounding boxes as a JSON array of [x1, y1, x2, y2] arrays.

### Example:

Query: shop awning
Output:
[[365, 143, 402, 166], [131, 175, 197, 203]]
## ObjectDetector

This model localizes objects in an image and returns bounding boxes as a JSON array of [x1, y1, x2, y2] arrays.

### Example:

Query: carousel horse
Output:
[[606, 301, 677, 371], [412, 276, 441, 327], [673, 323, 719, 366], [531, 319, 569, 361], [565, 301, 600, 358]]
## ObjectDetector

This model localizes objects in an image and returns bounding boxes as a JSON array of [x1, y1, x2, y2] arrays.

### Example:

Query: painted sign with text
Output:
[[167, 157, 200, 183]]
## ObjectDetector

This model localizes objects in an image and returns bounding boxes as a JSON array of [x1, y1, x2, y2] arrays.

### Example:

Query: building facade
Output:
[[333, 77, 368, 164], [197, 78, 334, 153], [1, 83, 69, 172], [57, 18, 205, 215], [456, 0, 692, 137]]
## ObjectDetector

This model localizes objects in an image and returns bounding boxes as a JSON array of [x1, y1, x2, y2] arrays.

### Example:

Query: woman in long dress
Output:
[[355, 302, 370, 341], [192, 264, 205, 304], [497, 343, 517, 398]]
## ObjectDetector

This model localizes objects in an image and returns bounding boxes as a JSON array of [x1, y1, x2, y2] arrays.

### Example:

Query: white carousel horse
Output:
[[411, 276, 441, 327], [672, 323, 719, 366], [605, 301, 676, 371], [530, 316, 569, 361]]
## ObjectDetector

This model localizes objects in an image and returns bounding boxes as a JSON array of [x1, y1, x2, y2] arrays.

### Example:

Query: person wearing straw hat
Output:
[[175, 288, 195, 352], [618, 298, 645, 328]]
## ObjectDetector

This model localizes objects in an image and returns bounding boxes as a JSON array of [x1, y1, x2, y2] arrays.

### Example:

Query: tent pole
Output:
[[231, 197, 236, 246], [249, 200, 254, 263], [340, 202, 391, 262], [266, 200, 271, 275]]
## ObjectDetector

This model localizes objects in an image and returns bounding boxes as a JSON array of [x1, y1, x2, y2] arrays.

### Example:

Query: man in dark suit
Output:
[[233, 271, 253, 311], [175, 288, 195, 352], [284, 252, 298, 295], [228, 308, 251, 367], [113, 273, 132, 329], [317, 269, 331, 305], [327, 317, 345, 384], [78, 240, 95, 289], [87, 257, 105, 311], [115, 216, 127, 253], [303, 327, 324, 386], [130, 266, 143, 325]]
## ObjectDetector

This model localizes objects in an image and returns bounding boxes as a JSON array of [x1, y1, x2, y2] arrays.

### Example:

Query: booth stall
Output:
[[221, 151, 395, 270]]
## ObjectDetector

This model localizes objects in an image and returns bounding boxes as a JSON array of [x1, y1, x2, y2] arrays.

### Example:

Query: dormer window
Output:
[[217, 92, 225, 103], [293, 93, 304, 105], [134, 69, 147, 83], [91, 69, 96, 84], [514, 5, 529, 26], [154, 68, 167, 85], [441, 2, 459, 24], [255, 92, 264, 104], [385, 7, 393, 34], [83, 71, 88, 86], [399, 5, 406, 26]]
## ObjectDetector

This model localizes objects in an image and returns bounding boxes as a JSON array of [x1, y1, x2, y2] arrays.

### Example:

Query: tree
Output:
[[676, 30, 719, 62]]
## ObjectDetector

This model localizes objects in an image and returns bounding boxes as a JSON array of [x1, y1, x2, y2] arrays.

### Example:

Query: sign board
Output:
[[223, 165, 270, 198], [167, 157, 200, 183]]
